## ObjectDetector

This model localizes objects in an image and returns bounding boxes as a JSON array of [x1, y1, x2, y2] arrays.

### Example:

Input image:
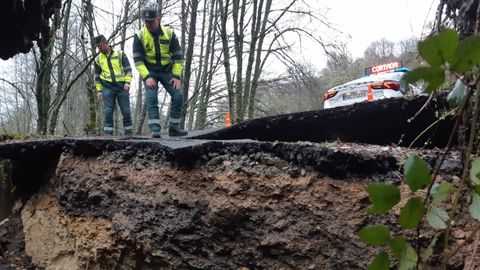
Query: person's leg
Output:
[[157, 72, 187, 136], [144, 77, 161, 137], [117, 86, 133, 135], [102, 88, 115, 135]]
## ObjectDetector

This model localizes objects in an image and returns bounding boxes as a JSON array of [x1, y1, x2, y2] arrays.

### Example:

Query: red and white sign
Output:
[[365, 61, 402, 75]]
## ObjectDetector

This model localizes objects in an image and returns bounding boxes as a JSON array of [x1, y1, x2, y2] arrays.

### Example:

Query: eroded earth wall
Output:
[[0, 138, 476, 269]]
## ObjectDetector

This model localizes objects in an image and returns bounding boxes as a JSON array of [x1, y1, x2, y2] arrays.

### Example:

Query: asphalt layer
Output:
[[188, 94, 453, 148]]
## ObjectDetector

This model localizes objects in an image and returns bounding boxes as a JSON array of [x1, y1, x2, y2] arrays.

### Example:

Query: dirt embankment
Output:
[[0, 138, 475, 269]]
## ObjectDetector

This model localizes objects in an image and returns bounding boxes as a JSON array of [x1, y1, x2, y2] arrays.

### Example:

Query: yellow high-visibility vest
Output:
[[95, 49, 131, 91], [136, 25, 183, 77]]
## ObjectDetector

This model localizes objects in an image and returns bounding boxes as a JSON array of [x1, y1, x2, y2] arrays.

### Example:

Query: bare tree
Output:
[[33, 4, 62, 135], [194, 0, 220, 130], [217, 0, 236, 120], [185, 0, 208, 130], [180, 0, 199, 128], [134, 0, 147, 135], [215, 0, 334, 122], [48, 0, 74, 134], [363, 38, 396, 62], [232, 0, 247, 121], [81, 0, 100, 134], [245, 0, 273, 119]]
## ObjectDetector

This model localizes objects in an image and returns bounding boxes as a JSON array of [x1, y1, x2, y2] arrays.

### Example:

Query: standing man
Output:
[[133, 5, 188, 138], [93, 35, 133, 136]]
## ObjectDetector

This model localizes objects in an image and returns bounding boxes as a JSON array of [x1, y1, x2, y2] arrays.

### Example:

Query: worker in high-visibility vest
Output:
[[133, 5, 187, 138], [93, 34, 133, 136]]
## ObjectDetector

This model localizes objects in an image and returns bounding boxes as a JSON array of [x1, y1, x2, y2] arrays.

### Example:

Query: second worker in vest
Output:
[[133, 5, 188, 138], [93, 35, 133, 136]]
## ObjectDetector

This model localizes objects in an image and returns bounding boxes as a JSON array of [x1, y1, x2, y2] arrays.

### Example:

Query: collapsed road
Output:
[[1, 95, 476, 269], [188, 94, 453, 147]]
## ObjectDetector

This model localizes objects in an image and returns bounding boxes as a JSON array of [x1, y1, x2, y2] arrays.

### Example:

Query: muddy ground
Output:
[[0, 138, 477, 269]]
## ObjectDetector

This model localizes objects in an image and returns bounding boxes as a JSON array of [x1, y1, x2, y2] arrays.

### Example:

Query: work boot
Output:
[[151, 132, 161, 138], [168, 124, 188, 137]]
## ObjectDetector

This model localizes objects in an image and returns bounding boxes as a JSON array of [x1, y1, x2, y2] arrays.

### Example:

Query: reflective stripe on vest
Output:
[[137, 25, 172, 66], [95, 50, 127, 83]]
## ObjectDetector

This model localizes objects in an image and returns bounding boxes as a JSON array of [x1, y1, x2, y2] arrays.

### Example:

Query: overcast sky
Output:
[[301, 0, 438, 70]]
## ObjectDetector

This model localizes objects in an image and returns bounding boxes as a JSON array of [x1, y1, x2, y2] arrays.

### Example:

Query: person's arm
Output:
[[169, 31, 184, 79], [133, 33, 152, 79]]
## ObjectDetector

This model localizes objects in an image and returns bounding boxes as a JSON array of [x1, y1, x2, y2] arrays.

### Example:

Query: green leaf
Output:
[[452, 36, 480, 73], [418, 28, 458, 67], [404, 66, 445, 94], [470, 157, 480, 186], [368, 252, 390, 270], [359, 225, 391, 246], [430, 182, 454, 204], [469, 192, 480, 221], [404, 155, 432, 192], [426, 206, 449, 229], [366, 183, 401, 214], [400, 198, 425, 229], [399, 243, 418, 270], [421, 233, 439, 263], [389, 236, 407, 259]]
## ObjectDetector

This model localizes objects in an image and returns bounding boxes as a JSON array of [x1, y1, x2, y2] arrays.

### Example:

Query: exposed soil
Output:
[[0, 209, 39, 270], [0, 138, 476, 269]]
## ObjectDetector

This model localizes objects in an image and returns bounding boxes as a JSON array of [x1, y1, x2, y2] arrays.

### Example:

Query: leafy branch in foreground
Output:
[[361, 28, 480, 270]]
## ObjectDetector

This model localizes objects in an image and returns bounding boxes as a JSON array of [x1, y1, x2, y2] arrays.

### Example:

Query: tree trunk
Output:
[[181, 0, 199, 129], [242, 0, 261, 119], [35, 6, 61, 135], [113, 0, 132, 135], [194, 0, 217, 130], [217, 0, 235, 122], [181, 0, 188, 60], [48, 0, 73, 135], [232, 0, 246, 121], [187, 0, 210, 130], [134, 0, 146, 135], [248, 0, 272, 119], [120, 0, 131, 51], [83, 0, 98, 135], [134, 77, 146, 135], [35, 50, 51, 135]]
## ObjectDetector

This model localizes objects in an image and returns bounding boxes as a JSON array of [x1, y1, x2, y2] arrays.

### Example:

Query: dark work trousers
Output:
[[145, 71, 183, 134], [102, 86, 133, 135]]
